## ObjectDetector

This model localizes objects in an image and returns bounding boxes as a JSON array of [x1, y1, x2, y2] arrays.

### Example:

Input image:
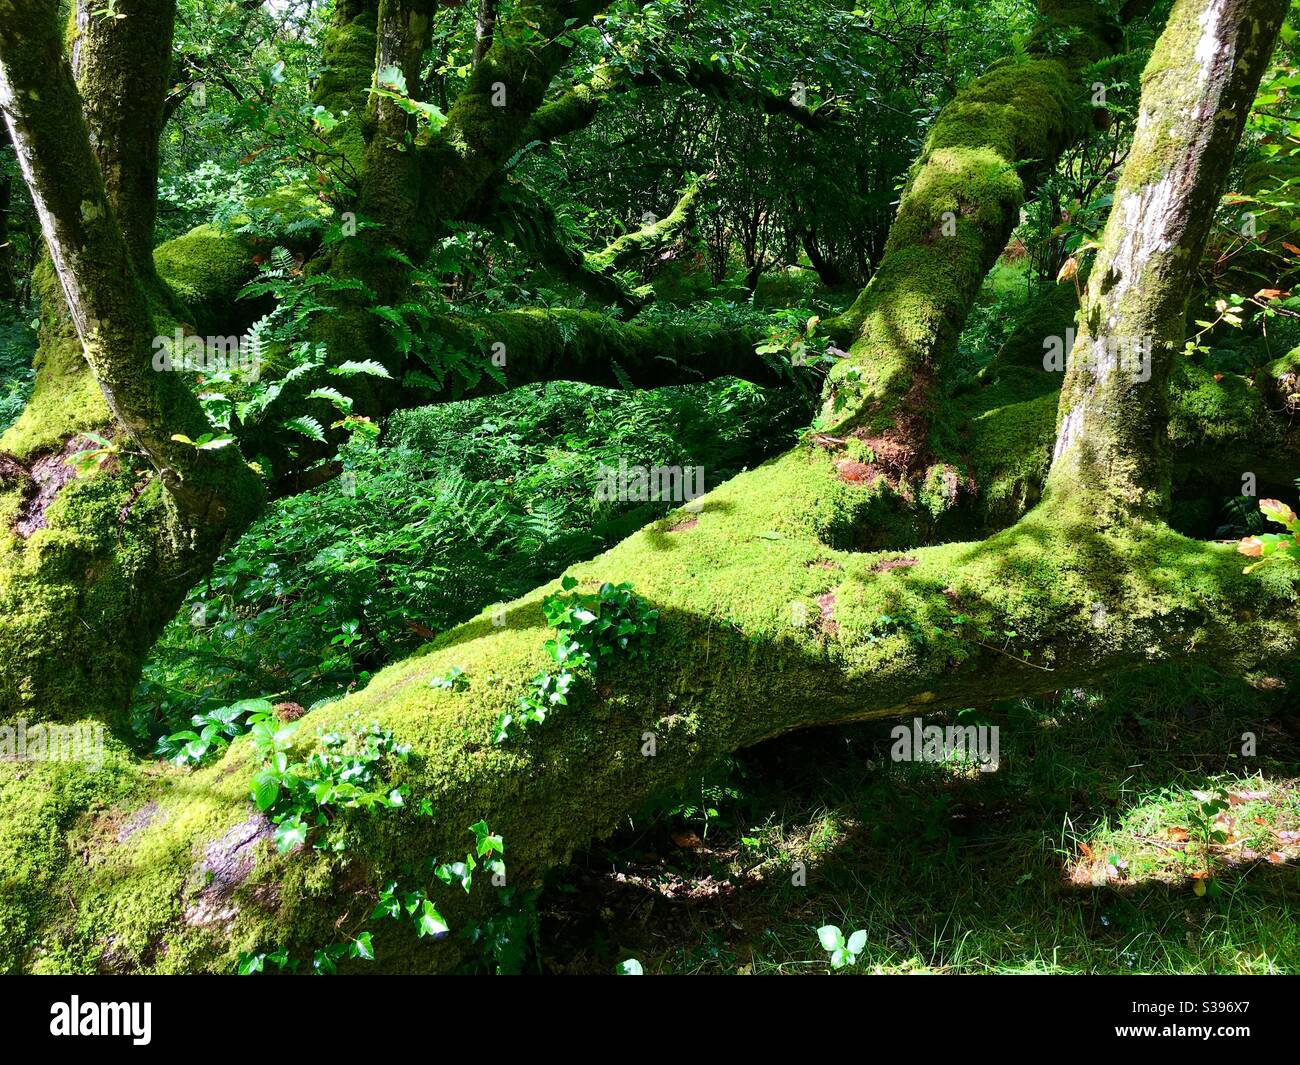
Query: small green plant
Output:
[[817, 925, 868, 970], [238, 821, 517, 975], [65, 431, 121, 477], [1187, 786, 1231, 897], [249, 712, 410, 853], [494, 577, 657, 742], [155, 697, 275, 766], [430, 665, 469, 691], [1237, 499, 1300, 572]]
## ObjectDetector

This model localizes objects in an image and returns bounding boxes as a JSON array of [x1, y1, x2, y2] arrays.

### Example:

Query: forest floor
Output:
[[539, 667, 1300, 974]]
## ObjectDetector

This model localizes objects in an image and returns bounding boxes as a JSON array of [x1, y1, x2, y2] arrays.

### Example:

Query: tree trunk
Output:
[[813, 0, 1128, 545], [1046, 0, 1288, 525], [0, 169, 15, 304], [0, 0, 263, 730]]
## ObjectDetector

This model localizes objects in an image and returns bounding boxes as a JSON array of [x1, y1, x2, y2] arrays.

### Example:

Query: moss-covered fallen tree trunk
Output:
[[5, 451, 1297, 973]]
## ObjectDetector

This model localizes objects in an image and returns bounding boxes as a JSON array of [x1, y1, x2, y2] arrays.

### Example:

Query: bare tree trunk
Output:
[[472, 0, 498, 67]]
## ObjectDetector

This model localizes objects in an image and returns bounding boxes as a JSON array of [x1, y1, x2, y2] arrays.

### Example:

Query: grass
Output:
[[539, 665, 1300, 974]]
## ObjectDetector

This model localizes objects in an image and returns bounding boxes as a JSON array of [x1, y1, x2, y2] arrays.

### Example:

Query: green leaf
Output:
[[417, 899, 449, 938], [331, 359, 392, 378], [274, 814, 308, 852], [305, 386, 354, 414], [817, 924, 843, 951], [283, 415, 327, 443], [251, 770, 281, 812]]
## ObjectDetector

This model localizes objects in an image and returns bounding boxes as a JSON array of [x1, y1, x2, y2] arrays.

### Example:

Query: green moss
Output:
[[753, 266, 822, 309], [5, 434, 1297, 973], [153, 229, 257, 331], [0, 728, 146, 972], [310, 7, 379, 180], [0, 262, 110, 457], [1169, 362, 1278, 451]]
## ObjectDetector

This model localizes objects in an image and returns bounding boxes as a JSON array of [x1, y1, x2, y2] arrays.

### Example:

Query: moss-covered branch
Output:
[[818, 0, 1123, 454], [521, 55, 834, 147], [585, 173, 711, 275], [411, 306, 782, 398], [471, 179, 644, 312]]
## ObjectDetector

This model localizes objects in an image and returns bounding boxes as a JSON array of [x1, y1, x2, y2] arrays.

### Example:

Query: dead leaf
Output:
[[1167, 827, 1191, 843], [1228, 790, 1268, 804]]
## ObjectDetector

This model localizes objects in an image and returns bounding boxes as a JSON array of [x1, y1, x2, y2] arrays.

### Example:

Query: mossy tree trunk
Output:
[[811, 0, 1133, 544], [1046, 0, 1288, 525], [0, 0, 264, 728]]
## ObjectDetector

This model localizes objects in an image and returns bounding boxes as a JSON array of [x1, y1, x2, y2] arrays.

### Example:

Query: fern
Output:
[[610, 360, 634, 390], [284, 415, 327, 443], [305, 386, 353, 414], [331, 359, 392, 378]]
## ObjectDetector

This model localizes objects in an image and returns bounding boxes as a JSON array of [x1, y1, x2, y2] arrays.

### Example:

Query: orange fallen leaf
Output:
[[1167, 827, 1191, 842], [1254, 288, 1290, 301]]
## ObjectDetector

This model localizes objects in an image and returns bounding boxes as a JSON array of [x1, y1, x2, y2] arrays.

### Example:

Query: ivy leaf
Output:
[[817, 925, 844, 951], [274, 814, 308, 852], [417, 899, 449, 938]]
